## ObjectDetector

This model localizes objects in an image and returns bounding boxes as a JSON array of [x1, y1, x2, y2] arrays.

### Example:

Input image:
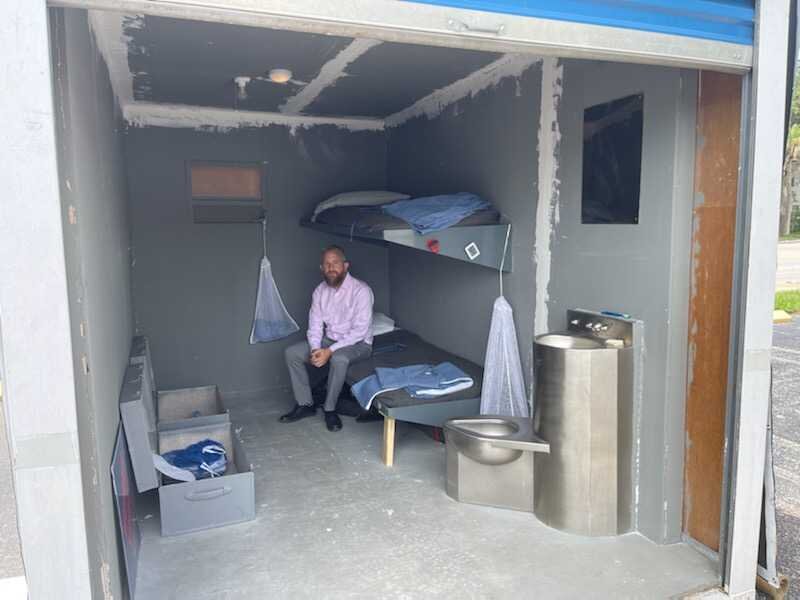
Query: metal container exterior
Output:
[[533, 341, 629, 536]]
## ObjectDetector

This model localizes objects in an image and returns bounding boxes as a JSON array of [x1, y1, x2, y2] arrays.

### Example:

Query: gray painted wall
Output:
[[51, 8, 135, 598], [386, 58, 696, 544], [125, 126, 389, 397], [551, 60, 696, 543], [385, 64, 542, 400]]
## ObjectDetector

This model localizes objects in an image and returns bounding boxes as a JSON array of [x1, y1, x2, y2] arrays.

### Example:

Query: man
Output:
[[281, 245, 373, 432]]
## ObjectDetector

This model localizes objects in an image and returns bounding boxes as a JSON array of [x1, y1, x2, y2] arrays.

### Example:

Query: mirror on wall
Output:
[[581, 93, 644, 225]]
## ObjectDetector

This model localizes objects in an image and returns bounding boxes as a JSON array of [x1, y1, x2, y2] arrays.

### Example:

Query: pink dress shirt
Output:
[[307, 273, 374, 352]]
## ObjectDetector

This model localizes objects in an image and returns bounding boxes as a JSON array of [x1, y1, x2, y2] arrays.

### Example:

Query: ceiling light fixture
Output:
[[234, 75, 251, 100], [268, 68, 293, 84]]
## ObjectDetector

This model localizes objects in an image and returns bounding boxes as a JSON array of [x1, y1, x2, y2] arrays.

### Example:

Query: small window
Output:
[[581, 94, 644, 224], [188, 161, 264, 223]]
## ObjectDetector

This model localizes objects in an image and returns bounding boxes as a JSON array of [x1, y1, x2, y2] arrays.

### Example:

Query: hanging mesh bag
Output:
[[249, 256, 299, 343], [480, 296, 529, 417]]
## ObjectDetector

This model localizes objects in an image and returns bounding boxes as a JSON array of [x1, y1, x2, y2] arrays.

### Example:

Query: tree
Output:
[[780, 67, 800, 235]]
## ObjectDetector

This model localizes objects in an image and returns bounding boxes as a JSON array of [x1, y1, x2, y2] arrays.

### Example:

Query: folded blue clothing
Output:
[[381, 193, 491, 234], [161, 439, 227, 480], [352, 362, 473, 410]]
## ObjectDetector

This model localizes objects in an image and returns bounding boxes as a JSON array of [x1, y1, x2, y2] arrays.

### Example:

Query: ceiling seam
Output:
[[280, 38, 383, 115], [384, 52, 542, 127], [89, 10, 542, 131]]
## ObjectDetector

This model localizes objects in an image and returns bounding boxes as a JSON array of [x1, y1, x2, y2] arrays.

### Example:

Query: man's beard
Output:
[[324, 271, 346, 287]]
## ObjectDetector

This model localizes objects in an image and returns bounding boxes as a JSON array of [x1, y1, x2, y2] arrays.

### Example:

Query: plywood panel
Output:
[[190, 163, 262, 199], [683, 71, 742, 551]]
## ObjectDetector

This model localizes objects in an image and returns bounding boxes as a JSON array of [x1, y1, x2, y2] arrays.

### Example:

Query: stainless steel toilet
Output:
[[443, 415, 549, 512]]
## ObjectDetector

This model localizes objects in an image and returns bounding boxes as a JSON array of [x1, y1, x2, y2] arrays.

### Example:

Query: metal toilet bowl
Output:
[[443, 415, 549, 512], [444, 416, 548, 465]]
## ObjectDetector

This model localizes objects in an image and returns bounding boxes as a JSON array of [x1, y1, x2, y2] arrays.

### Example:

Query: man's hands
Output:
[[310, 347, 333, 368]]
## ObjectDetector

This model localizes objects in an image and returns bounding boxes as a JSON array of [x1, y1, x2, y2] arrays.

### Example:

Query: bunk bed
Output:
[[345, 329, 483, 466], [303, 191, 505, 465], [301, 191, 512, 272]]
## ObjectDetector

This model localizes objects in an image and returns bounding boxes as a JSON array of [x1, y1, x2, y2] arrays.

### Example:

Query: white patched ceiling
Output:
[[90, 11, 541, 130]]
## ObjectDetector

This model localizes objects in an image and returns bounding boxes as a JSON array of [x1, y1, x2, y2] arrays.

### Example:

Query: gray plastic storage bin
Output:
[[119, 362, 255, 536]]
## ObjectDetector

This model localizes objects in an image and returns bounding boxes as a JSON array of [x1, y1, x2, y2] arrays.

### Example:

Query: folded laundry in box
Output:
[[153, 439, 227, 481]]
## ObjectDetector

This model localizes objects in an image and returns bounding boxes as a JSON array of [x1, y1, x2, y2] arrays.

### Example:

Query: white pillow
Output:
[[311, 190, 410, 221], [372, 312, 396, 337]]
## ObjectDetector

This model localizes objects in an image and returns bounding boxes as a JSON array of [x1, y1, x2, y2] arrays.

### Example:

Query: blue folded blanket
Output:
[[352, 362, 474, 410], [381, 193, 491, 235]]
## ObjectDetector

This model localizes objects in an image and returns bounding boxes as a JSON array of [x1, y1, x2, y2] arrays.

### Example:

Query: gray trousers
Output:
[[284, 337, 372, 412]]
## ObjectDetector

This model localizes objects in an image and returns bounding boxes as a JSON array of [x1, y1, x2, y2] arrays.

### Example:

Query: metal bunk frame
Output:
[[301, 218, 513, 272]]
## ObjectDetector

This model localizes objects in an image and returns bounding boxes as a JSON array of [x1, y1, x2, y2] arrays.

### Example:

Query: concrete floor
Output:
[[134, 390, 719, 599]]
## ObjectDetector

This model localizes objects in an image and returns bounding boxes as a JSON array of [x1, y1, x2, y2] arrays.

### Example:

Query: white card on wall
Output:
[[464, 242, 480, 260]]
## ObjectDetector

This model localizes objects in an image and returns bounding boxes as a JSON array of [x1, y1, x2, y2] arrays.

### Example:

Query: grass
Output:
[[775, 290, 800, 313], [779, 232, 800, 242]]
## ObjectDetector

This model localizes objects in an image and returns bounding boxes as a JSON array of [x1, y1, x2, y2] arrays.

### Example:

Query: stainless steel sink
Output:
[[535, 333, 604, 349], [533, 309, 636, 536]]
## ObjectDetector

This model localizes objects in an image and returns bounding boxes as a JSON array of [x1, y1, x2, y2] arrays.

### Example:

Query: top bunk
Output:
[[300, 191, 512, 272]]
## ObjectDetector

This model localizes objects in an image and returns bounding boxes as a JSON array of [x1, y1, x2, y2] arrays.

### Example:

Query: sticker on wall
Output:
[[464, 242, 480, 261]]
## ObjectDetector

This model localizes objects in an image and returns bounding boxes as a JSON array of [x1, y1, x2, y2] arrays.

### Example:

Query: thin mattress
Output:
[[345, 329, 483, 409], [313, 205, 500, 232]]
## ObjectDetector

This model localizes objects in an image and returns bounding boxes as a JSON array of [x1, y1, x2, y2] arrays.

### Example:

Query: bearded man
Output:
[[280, 245, 374, 432]]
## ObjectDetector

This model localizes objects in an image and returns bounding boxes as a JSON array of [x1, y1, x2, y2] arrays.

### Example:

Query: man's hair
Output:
[[321, 245, 348, 263]]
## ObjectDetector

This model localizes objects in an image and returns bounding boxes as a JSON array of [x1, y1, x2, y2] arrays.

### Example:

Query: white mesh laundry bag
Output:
[[249, 256, 299, 343], [480, 296, 529, 417]]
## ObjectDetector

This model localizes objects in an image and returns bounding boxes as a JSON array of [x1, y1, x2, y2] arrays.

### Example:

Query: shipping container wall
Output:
[[50, 8, 134, 599], [386, 62, 542, 395], [124, 126, 390, 395], [552, 59, 697, 542]]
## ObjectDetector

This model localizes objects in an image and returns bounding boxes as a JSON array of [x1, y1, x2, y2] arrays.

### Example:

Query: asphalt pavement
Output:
[[771, 320, 800, 597]]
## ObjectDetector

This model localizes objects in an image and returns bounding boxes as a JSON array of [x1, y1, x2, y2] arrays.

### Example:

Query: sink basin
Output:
[[535, 333, 604, 349]]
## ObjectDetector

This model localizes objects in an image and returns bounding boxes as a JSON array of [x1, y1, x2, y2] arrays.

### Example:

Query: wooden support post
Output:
[[382, 417, 396, 467], [756, 574, 790, 600]]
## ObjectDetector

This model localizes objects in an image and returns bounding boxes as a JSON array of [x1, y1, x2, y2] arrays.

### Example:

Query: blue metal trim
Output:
[[406, 0, 754, 45]]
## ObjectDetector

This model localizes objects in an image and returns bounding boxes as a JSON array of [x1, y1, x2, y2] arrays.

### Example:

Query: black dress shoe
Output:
[[279, 404, 316, 423], [356, 411, 384, 423], [324, 411, 342, 432], [336, 395, 366, 418]]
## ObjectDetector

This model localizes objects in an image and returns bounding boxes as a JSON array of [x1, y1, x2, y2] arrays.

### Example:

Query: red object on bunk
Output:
[[426, 239, 440, 253]]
